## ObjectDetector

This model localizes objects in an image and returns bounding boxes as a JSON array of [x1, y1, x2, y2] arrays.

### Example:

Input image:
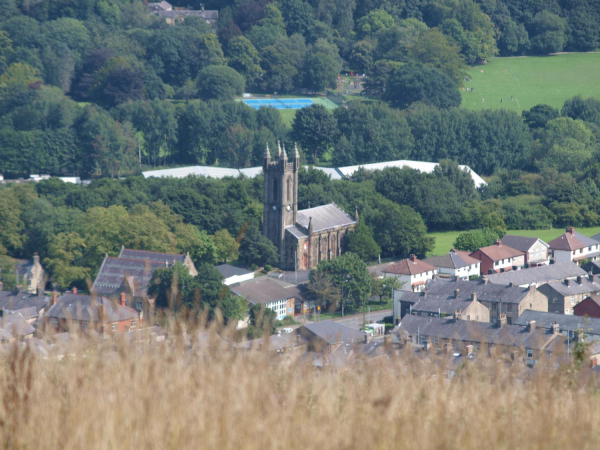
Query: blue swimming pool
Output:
[[243, 98, 314, 110]]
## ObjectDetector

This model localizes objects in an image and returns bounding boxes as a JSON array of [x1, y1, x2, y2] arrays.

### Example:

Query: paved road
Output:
[[332, 309, 391, 331]]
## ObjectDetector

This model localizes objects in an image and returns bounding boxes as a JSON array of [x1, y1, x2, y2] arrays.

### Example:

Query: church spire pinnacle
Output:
[[294, 142, 300, 160], [264, 143, 271, 161], [280, 142, 287, 161], [276, 140, 282, 158]]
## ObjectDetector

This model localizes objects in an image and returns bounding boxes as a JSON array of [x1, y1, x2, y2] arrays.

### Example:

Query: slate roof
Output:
[[415, 278, 532, 304], [231, 278, 304, 305], [397, 315, 557, 350], [92, 256, 166, 297], [0, 313, 35, 339], [383, 257, 437, 276], [548, 229, 599, 251], [285, 225, 308, 239], [296, 203, 356, 232], [501, 235, 548, 252], [538, 277, 600, 297], [425, 251, 480, 269], [485, 262, 587, 287], [408, 293, 475, 315], [301, 321, 364, 345], [46, 294, 139, 323], [514, 310, 600, 336], [215, 264, 253, 278], [472, 242, 524, 261], [119, 248, 186, 265], [0, 291, 49, 313]]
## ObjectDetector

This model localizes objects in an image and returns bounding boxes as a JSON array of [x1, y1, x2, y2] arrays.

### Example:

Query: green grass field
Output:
[[427, 227, 600, 257], [461, 53, 600, 112]]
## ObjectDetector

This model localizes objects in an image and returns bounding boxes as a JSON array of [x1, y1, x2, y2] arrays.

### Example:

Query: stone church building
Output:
[[263, 142, 357, 270]]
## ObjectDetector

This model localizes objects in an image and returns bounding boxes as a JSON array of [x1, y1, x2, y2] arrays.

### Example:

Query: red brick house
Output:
[[43, 290, 142, 334], [470, 240, 525, 276], [574, 294, 600, 319]]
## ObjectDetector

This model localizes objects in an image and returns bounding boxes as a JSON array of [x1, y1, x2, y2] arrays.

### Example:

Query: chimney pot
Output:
[[471, 292, 477, 302], [528, 320, 536, 332], [454, 309, 462, 321], [495, 240, 502, 246], [72, 287, 77, 295], [577, 276, 583, 285], [410, 254, 417, 262], [552, 321, 560, 335], [565, 279, 571, 287], [52, 291, 57, 305], [120, 291, 127, 307], [454, 288, 460, 298]]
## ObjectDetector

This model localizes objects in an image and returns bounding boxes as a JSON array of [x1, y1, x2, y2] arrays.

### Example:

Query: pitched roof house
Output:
[[574, 294, 600, 319], [381, 255, 438, 292], [43, 292, 141, 335], [424, 250, 480, 280], [92, 247, 197, 311], [537, 274, 600, 315], [515, 310, 600, 338], [470, 240, 525, 275], [393, 277, 548, 325], [500, 235, 550, 267], [394, 314, 564, 366], [231, 277, 305, 320], [296, 321, 364, 353], [548, 227, 600, 264]]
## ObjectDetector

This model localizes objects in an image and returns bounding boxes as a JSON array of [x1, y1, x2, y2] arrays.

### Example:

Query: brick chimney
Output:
[[509, 282, 514, 288], [552, 321, 560, 335], [120, 291, 127, 307], [410, 254, 417, 262], [528, 320, 536, 332], [72, 287, 77, 295], [566, 227, 575, 235], [52, 291, 57, 305], [565, 279, 571, 287], [454, 288, 460, 298], [483, 276, 489, 285], [495, 240, 502, 247], [577, 275, 583, 285], [471, 292, 477, 303], [499, 313, 507, 327]]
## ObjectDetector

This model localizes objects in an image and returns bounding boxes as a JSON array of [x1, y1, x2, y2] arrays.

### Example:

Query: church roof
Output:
[[296, 203, 356, 233], [286, 225, 308, 239]]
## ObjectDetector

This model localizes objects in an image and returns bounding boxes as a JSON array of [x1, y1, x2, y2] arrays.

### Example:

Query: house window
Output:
[[130, 320, 137, 329], [492, 303, 497, 311], [135, 299, 143, 310], [527, 350, 533, 359], [566, 309, 570, 314], [571, 296, 575, 305], [507, 317, 512, 325], [507, 304, 512, 312], [552, 298, 558, 303], [494, 261, 498, 267], [112, 323, 118, 332], [82, 322, 88, 331]]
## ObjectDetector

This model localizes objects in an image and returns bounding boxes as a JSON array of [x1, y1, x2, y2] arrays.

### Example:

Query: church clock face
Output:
[[286, 205, 291, 211]]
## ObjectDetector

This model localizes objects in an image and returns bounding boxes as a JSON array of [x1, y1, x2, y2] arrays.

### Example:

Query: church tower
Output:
[[263, 142, 300, 265]]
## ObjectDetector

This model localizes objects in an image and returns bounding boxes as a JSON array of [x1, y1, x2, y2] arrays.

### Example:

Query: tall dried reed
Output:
[[0, 323, 599, 450]]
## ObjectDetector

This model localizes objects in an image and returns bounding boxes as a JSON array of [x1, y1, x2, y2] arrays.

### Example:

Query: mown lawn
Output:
[[427, 227, 600, 257], [461, 53, 600, 112]]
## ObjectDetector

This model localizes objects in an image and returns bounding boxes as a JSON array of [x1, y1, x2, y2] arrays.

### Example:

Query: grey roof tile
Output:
[[485, 262, 587, 286], [514, 310, 600, 336]]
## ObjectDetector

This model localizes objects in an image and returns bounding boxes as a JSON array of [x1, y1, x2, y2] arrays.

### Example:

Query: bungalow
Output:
[[470, 240, 525, 275], [295, 321, 364, 353], [548, 227, 600, 264], [215, 264, 255, 286], [500, 235, 550, 267], [537, 274, 600, 315], [381, 255, 438, 292], [230, 277, 303, 320], [424, 249, 480, 280]]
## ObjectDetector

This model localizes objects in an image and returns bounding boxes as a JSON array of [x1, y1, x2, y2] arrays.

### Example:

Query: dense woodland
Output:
[[3, 0, 600, 295]]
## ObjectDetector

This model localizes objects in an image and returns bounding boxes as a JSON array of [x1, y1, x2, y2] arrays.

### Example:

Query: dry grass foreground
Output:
[[1, 325, 600, 449]]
